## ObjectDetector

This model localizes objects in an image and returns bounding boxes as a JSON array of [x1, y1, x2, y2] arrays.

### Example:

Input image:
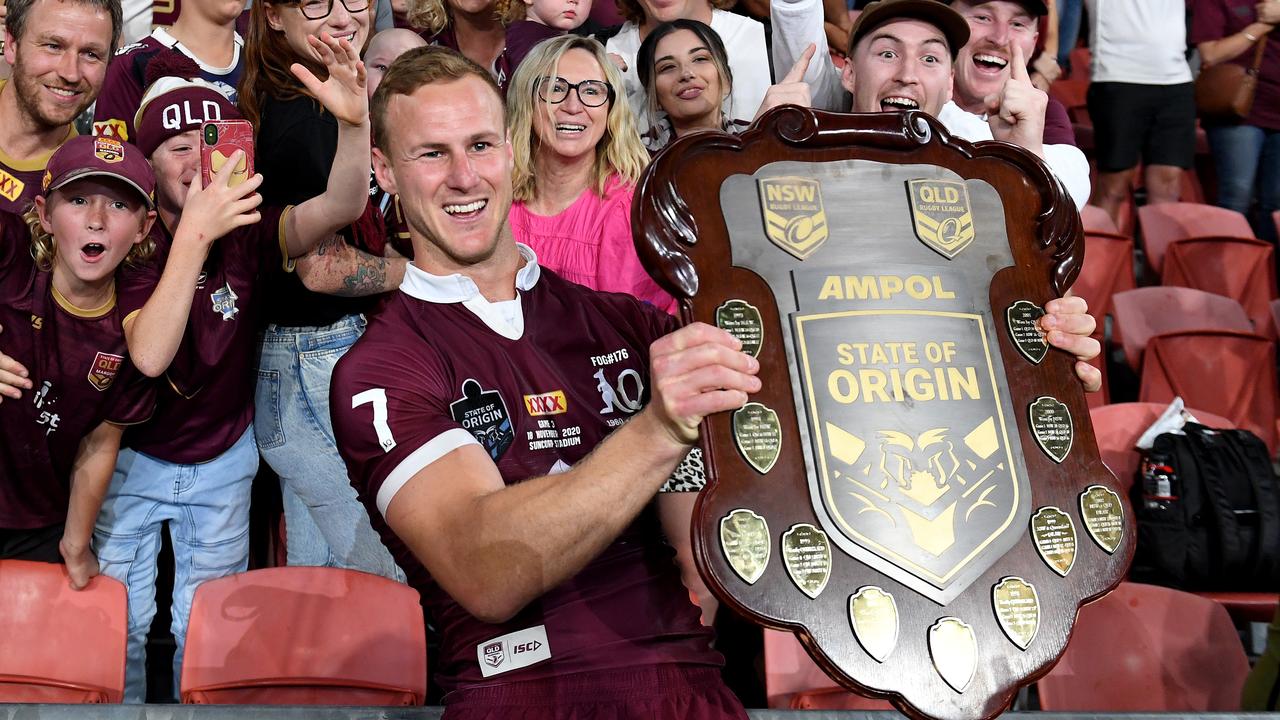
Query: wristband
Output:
[[1244, 30, 1260, 42]]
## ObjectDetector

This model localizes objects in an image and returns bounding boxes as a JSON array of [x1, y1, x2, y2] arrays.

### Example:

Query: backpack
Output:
[[1131, 423, 1280, 590]]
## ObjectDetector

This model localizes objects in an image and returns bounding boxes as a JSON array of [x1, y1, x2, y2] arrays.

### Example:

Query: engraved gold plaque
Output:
[[1030, 506, 1077, 576], [1005, 300, 1048, 364], [849, 586, 898, 663], [1080, 484, 1124, 554], [715, 299, 764, 357], [757, 176, 828, 260], [1029, 396, 1073, 463], [992, 577, 1039, 650], [720, 509, 770, 584], [733, 402, 782, 474], [782, 523, 832, 599], [928, 617, 977, 693]]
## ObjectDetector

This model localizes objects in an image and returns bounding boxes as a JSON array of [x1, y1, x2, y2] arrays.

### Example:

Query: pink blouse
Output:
[[509, 174, 677, 314]]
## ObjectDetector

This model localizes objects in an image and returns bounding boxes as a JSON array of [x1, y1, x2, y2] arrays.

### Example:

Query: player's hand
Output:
[[1039, 295, 1102, 393], [181, 150, 263, 246], [985, 42, 1047, 158], [293, 33, 369, 129], [646, 322, 762, 445], [59, 538, 100, 591], [0, 324, 32, 402], [756, 43, 815, 120]]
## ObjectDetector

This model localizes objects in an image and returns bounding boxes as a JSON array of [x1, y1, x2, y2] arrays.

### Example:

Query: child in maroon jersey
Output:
[[0, 135, 156, 589], [91, 35, 389, 703]]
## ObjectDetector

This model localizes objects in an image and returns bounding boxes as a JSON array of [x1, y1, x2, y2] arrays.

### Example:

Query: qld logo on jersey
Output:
[[88, 351, 124, 391], [450, 379, 513, 460]]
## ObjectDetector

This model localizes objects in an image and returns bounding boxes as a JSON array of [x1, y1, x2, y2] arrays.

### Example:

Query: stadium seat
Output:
[[1162, 236, 1277, 339], [1137, 329, 1278, 454], [1271, 298, 1280, 337], [1111, 287, 1252, 371], [0, 559, 127, 703], [1037, 582, 1250, 711], [1089, 402, 1234, 492], [1073, 231, 1136, 324], [1137, 202, 1255, 275], [1081, 205, 1120, 234], [763, 629, 893, 710], [180, 567, 427, 705]]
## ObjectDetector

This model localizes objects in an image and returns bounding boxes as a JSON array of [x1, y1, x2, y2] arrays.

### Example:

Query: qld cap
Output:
[[41, 135, 156, 209], [849, 0, 972, 59]]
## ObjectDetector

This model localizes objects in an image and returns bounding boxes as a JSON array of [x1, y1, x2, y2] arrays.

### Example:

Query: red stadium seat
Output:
[[0, 560, 127, 703], [763, 630, 893, 710], [1138, 329, 1278, 454], [1089, 402, 1234, 492], [180, 567, 427, 705], [1072, 231, 1136, 324], [1137, 202, 1255, 275], [1081, 205, 1120, 234], [1162, 236, 1277, 339], [1037, 582, 1250, 711], [1111, 287, 1252, 371]]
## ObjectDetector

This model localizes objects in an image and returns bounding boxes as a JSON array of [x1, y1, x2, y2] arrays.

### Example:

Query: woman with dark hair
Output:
[[605, 0, 767, 135], [238, 0, 406, 579], [637, 19, 812, 151]]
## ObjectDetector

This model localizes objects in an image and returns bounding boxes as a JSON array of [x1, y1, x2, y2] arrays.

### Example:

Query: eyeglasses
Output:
[[535, 76, 614, 108], [291, 0, 369, 20]]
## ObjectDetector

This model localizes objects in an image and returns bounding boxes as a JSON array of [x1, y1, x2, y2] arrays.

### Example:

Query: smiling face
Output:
[[373, 75, 514, 274], [530, 48, 611, 165], [951, 0, 1038, 113], [842, 17, 954, 116], [3, 0, 113, 130], [36, 177, 153, 290], [651, 28, 725, 129], [525, 0, 589, 29], [266, 0, 372, 64], [150, 129, 201, 216]]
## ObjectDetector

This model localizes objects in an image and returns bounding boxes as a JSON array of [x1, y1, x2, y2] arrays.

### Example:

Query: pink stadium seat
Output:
[[1111, 287, 1252, 371], [1089, 402, 1234, 492], [1138, 329, 1278, 454], [1137, 202, 1255, 275], [1081, 205, 1120, 234], [1072, 231, 1135, 324], [0, 560, 127, 703], [763, 629, 893, 710], [180, 567, 427, 705], [1037, 582, 1250, 711], [1162, 236, 1277, 339]]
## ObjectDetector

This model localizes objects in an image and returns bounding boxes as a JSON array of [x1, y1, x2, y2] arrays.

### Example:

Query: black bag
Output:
[[1131, 423, 1280, 590]]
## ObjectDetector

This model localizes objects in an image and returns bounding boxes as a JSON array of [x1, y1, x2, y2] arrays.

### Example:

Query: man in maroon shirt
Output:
[[0, 0, 119, 214], [331, 46, 760, 718]]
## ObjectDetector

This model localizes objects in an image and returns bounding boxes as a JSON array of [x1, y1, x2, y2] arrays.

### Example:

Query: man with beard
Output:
[[0, 0, 120, 214]]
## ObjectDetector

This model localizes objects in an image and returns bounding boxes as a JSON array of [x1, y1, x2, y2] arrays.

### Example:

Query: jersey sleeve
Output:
[[105, 359, 156, 426], [246, 204, 295, 275], [0, 211, 29, 278], [331, 337, 479, 518], [115, 256, 161, 325], [92, 49, 147, 142]]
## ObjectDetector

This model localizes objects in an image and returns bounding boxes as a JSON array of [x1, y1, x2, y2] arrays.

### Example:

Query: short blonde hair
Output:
[[406, 0, 522, 35], [24, 200, 154, 273], [613, 0, 735, 26], [506, 35, 649, 202]]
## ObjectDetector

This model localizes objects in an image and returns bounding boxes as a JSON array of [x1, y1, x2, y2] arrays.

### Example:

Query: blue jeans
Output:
[[1057, 0, 1084, 71], [1207, 123, 1280, 243], [95, 425, 257, 703], [254, 314, 404, 581]]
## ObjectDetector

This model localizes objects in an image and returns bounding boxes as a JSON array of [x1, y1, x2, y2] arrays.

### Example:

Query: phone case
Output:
[[200, 120, 255, 188]]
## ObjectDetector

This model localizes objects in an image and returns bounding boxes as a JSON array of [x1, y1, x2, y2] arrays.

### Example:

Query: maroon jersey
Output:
[[0, 213, 155, 529], [92, 30, 244, 143], [117, 206, 292, 463], [331, 253, 720, 695], [0, 81, 75, 215]]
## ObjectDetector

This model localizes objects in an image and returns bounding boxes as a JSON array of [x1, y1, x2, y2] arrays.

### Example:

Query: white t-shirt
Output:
[[1084, 0, 1193, 85], [606, 9, 769, 135]]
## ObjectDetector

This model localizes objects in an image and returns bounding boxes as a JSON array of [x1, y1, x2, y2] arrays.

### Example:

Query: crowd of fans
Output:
[[0, 0, 1271, 713]]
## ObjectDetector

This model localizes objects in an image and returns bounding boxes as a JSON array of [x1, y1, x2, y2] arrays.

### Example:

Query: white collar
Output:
[[399, 243, 541, 340]]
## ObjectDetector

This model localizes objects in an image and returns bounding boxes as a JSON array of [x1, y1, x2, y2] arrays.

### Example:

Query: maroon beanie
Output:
[[134, 76, 241, 157]]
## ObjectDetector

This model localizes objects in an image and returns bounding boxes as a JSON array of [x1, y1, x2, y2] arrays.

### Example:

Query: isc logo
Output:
[[523, 390, 567, 416], [513, 641, 542, 654]]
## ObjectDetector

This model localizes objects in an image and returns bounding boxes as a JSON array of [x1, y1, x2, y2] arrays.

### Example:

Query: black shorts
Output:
[[1087, 81, 1196, 172], [0, 523, 64, 563]]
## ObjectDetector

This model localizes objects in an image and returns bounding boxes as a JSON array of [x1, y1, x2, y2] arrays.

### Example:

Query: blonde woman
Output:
[[407, 0, 521, 80]]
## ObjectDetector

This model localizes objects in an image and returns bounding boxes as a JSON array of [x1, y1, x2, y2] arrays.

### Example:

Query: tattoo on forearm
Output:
[[339, 257, 389, 297]]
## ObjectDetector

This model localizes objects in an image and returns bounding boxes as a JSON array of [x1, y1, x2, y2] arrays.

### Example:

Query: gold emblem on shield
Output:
[[907, 179, 975, 259], [757, 176, 829, 260]]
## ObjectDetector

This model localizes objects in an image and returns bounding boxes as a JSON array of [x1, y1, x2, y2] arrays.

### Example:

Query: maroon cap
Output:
[[42, 136, 157, 209]]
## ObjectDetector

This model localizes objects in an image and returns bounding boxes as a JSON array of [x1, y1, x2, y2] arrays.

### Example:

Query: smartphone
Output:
[[200, 120, 254, 188]]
